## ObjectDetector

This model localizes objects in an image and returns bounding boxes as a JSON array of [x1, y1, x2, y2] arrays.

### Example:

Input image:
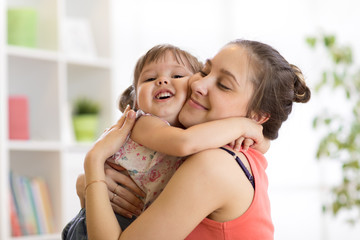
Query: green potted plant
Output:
[[72, 97, 100, 142], [306, 33, 360, 224]]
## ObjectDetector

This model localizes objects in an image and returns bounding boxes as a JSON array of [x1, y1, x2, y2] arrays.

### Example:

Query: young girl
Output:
[[62, 44, 266, 239]]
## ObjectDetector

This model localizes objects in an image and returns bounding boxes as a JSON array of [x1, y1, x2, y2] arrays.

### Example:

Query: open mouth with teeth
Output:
[[155, 91, 173, 100]]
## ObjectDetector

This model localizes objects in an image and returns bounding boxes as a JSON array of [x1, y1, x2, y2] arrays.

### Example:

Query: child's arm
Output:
[[131, 115, 264, 157]]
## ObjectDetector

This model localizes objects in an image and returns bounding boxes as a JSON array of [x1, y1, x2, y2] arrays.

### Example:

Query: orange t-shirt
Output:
[[185, 148, 274, 240]]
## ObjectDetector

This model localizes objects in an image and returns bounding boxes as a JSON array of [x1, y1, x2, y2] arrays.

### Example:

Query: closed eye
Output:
[[199, 71, 208, 77], [173, 75, 185, 79], [217, 82, 231, 90], [200, 59, 211, 77], [145, 77, 156, 82]]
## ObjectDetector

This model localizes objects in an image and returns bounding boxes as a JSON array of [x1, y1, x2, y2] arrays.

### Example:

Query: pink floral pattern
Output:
[[106, 111, 184, 209], [149, 169, 160, 182]]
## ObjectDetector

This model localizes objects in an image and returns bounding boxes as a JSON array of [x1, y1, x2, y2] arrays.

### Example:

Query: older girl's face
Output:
[[178, 44, 254, 128]]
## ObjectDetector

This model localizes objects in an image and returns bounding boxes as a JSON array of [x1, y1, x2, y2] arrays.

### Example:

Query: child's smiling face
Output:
[[136, 51, 194, 126]]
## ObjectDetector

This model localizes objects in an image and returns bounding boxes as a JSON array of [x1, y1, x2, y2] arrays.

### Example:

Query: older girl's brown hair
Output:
[[229, 39, 311, 140], [118, 44, 203, 112]]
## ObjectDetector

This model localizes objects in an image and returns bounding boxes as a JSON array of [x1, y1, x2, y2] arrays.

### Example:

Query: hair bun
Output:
[[291, 64, 311, 103], [119, 85, 136, 112]]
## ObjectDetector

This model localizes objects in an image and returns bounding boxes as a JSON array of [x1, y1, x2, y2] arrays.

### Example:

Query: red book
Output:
[[8, 96, 29, 140]]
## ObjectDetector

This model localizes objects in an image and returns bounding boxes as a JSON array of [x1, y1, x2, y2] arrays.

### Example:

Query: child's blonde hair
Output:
[[119, 44, 203, 112]]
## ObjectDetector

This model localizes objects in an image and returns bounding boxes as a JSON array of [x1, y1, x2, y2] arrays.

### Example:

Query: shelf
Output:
[[65, 0, 111, 59], [11, 233, 60, 240], [7, 45, 112, 68], [8, 141, 63, 151], [67, 64, 114, 132], [8, 141, 98, 154], [10, 151, 62, 233], [2, 0, 114, 239], [8, 134, 104, 153], [65, 55, 112, 69], [6, 0, 59, 51], [7, 46, 59, 62], [65, 142, 92, 152], [8, 56, 61, 141]]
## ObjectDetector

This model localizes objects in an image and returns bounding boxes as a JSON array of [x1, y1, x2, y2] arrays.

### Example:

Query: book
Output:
[[8, 96, 29, 140], [31, 177, 50, 233], [37, 178, 55, 233], [9, 171, 27, 235], [9, 173, 56, 235], [9, 191, 22, 236], [23, 177, 41, 234], [19, 176, 37, 234]]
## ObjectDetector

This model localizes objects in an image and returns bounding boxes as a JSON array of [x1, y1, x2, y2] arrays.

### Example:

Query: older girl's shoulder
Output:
[[186, 147, 233, 163], [180, 148, 241, 179]]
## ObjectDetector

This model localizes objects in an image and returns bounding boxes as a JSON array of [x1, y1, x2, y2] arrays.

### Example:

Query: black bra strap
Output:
[[219, 147, 255, 189]]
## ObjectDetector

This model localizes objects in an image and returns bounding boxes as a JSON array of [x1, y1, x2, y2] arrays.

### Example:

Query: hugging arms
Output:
[[74, 39, 310, 240]]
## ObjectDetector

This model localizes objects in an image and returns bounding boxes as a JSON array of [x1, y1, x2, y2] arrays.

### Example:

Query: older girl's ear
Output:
[[251, 112, 270, 124]]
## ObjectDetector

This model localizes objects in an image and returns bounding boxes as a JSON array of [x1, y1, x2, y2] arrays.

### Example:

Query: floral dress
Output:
[[107, 110, 184, 209]]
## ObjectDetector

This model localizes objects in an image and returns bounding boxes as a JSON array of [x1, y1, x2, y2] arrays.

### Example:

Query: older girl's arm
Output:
[[85, 108, 136, 240], [119, 148, 252, 239]]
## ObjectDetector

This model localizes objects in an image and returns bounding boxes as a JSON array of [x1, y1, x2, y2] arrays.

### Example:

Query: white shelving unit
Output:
[[0, 0, 116, 239]]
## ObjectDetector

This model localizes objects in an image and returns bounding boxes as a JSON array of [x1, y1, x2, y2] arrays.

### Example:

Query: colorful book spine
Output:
[[8, 172, 55, 236], [18, 176, 37, 234], [9, 171, 27, 235], [37, 178, 55, 233], [23, 177, 41, 234], [9, 192, 22, 236], [31, 178, 47, 233]]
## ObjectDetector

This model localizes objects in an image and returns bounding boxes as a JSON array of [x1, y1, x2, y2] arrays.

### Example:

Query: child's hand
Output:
[[228, 137, 242, 151], [252, 138, 271, 154], [228, 137, 255, 152], [87, 106, 136, 162], [242, 138, 255, 152], [228, 117, 264, 152]]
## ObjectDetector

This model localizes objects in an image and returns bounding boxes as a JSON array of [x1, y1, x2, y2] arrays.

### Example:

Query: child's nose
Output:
[[156, 77, 168, 86]]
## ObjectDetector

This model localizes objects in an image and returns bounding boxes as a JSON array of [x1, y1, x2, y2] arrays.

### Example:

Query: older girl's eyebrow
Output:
[[207, 59, 240, 86], [221, 69, 239, 86]]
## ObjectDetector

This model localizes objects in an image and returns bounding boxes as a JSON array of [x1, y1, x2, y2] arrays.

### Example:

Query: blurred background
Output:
[[1, 0, 359, 239]]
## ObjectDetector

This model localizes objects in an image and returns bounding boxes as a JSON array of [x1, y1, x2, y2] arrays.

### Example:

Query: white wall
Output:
[[111, 0, 360, 239]]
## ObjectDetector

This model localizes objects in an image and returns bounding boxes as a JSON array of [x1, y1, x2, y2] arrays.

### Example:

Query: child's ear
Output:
[[251, 112, 270, 124]]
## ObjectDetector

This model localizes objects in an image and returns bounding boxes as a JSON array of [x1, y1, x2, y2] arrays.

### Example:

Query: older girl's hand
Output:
[[75, 164, 145, 218], [105, 163, 145, 218]]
